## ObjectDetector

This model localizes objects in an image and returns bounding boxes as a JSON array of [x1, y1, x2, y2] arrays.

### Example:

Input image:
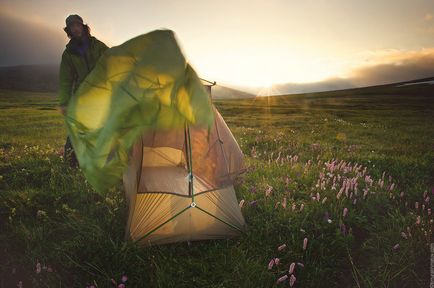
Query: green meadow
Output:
[[0, 84, 433, 287]]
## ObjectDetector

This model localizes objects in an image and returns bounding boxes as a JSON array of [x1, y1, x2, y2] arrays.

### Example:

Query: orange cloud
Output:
[[0, 3, 53, 27], [349, 48, 434, 86], [0, 6, 67, 66]]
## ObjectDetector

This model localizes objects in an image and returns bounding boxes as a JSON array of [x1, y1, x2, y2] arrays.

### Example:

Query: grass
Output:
[[0, 85, 433, 287]]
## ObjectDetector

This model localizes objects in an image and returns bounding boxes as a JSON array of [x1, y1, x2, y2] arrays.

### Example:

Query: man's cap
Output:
[[65, 14, 84, 27]]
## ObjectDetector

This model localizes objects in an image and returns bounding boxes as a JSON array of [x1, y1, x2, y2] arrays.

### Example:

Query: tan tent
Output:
[[122, 82, 246, 245], [65, 30, 246, 245]]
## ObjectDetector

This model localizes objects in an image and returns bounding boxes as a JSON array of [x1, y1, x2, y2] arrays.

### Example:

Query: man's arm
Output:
[[58, 51, 74, 114]]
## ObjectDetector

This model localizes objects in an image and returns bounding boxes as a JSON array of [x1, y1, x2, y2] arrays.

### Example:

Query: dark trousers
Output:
[[64, 136, 79, 167]]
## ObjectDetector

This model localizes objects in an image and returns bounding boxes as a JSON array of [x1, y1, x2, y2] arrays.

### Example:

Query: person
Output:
[[58, 14, 109, 167]]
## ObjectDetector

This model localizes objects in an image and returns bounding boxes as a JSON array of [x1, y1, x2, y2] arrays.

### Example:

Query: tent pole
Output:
[[195, 205, 244, 234], [184, 125, 192, 198], [186, 124, 195, 203]]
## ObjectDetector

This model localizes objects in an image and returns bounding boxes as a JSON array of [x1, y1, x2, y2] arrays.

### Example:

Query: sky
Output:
[[1, 0, 434, 90]]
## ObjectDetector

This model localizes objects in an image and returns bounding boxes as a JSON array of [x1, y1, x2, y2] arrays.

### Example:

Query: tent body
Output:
[[64, 29, 246, 245], [123, 107, 246, 245]]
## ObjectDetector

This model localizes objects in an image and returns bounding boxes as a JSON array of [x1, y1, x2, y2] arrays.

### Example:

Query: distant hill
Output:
[[0, 64, 433, 99], [243, 76, 434, 104], [0, 64, 255, 99], [0, 65, 58, 92], [211, 85, 255, 99], [254, 75, 434, 96]]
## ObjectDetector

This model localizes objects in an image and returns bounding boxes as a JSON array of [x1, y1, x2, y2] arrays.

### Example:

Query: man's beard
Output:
[[71, 33, 86, 44]]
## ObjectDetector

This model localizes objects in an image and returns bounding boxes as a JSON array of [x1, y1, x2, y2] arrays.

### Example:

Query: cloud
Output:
[[248, 48, 434, 95], [349, 48, 434, 86], [0, 7, 66, 66], [425, 13, 433, 21]]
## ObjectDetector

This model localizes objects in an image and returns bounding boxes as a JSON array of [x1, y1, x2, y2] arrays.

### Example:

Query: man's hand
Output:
[[60, 106, 67, 115]]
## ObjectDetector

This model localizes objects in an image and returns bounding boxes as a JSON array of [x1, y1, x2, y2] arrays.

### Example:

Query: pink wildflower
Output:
[[300, 204, 304, 211], [401, 232, 408, 239], [276, 275, 288, 284], [289, 262, 296, 274], [284, 176, 291, 186], [297, 262, 304, 268], [337, 187, 344, 199], [340, 223, 347, 235], [343, 207, 349, 217], [121, 275, 128, 283], [274, 258, 280, 266], [36, 261, 41, 274], [303, 238, 308, 250], [265, 185, 273, 197], [290, 274, 296, 287], [428, 208, 431, 216], [268, 259, 275, 270], [277, 244, 287, 251], [425, 196, 430, 203], [282, 197, 287, 209], [393, 244, 400, 250], [415, 202, 419, 209], [239, 199, 245, 208], [416, 216, 421, 225], [118, 284, 126, 288], [322, 197, 327, 204], [363, 188, 369, 199]]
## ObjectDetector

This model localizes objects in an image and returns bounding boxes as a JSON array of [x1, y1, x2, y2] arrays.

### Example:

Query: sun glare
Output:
[[189, 47, 347, 89]]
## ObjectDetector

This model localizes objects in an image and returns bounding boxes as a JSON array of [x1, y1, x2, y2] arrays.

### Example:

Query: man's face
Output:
[[69, 22, 84, 39]]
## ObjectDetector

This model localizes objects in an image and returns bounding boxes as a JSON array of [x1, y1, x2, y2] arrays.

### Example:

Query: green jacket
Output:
[[58, 36, 108, 106]]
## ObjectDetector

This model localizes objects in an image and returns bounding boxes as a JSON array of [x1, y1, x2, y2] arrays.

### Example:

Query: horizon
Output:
[[1, 0, 434, 91]]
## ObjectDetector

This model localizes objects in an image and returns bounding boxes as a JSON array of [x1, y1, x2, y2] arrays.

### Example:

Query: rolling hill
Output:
[[0, 64, 433, 100], [0, 64, 255, 99]]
